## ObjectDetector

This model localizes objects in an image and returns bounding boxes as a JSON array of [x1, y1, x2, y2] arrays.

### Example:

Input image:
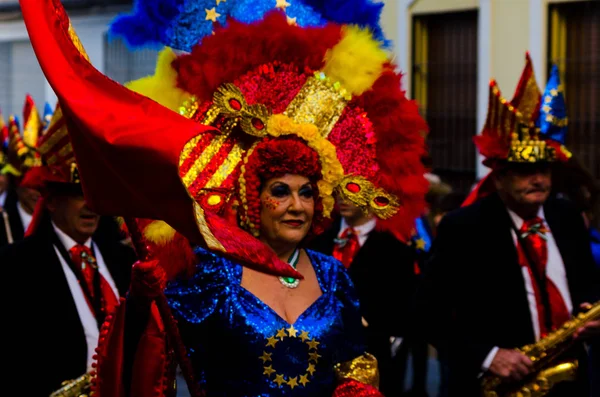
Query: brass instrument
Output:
[[49, 373, 92, 397], [481, 301, 600, 397]]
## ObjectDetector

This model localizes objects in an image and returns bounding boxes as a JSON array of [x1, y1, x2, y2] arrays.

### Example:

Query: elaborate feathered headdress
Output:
[[474, 53, 571, 166], [20, 0, 428, 278], [464, 53, 572, 206]]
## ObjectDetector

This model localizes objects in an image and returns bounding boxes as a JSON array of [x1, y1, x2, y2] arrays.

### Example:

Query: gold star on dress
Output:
[[287, 325, 298, 337], [205, 7, 221, 22], [299, 374, 310, 386], [309, 352, 321, 362], [550, 88, 558, 96], [542, 104, 551, 113], [415, 238, 426, 250], [286, 16, 297, 25], [276, 328, 287, 340], [287, 376, 299, 389], [263, 365, 276, 377], [260, 351, 272, 363], [216, 0, 226, 4], [274, 374, 286, 386], [299, 331, 310, 342], [266, 336, 279, 348], [307, 340, 320, 350], [307, 363, 316, 375], [275, 0, 291, 10]]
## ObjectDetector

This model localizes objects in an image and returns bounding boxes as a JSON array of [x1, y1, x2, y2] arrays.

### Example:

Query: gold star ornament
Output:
[[266, 336, 279, 348], [205, 7, 221, 22], [216, 0, 226, 4], [260, 351, 272, 363], [299, 374, 310, 386], [275, 0, 291, 10], [276, 328, 287, 340], [299, 331, 310, 342], [263, 365, 276, 377], [274, 374, 286, 386], [286, 16, 297, 26], [287, 325, 298, 337], [307, 340, 320, 350], [415, 238, 426, 251]]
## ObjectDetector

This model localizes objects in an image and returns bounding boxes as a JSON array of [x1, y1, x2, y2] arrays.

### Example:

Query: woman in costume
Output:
[[19, 0, 429, 395]]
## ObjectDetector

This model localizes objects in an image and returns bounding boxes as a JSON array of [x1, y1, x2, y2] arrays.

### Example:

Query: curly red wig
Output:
[[237, 136, 327, 238]]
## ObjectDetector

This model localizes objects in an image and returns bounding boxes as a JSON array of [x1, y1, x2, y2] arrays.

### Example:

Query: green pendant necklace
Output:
[[279, 248, 300, 289]]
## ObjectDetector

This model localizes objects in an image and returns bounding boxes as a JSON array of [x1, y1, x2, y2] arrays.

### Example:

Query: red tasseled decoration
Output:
[[354, 68, 429, 242], [173, 12, 342, 103]]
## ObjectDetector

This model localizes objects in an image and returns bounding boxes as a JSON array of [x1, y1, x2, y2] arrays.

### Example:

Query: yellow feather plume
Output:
[[125, 47, 191, 112], [322, 25, 389, 96], [143, 220, 177, 245]]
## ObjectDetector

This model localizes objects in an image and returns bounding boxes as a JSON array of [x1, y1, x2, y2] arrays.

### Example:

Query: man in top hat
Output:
[[415, 57, 600, 396], [0, 104, 136, 396], [0, 96, 43, 246]]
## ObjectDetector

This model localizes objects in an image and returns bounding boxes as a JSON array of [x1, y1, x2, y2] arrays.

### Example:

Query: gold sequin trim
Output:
[[192, 201, 225, 252], [284, 72, 351, 138], [336, 175, 400, 219], [334, 352, 379, 388], [68, 23, 90, 61], [205, 143, 243, 189], [38, 124, 68, 155], [181, 134, 228, 188]]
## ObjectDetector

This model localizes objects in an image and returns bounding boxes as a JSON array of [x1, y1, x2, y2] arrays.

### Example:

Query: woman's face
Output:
[[259, 174, 315, 249]]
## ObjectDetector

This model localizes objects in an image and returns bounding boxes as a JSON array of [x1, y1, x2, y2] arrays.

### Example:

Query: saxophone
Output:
[[481, 301, 600, 397], [49, 373, 92, 397]]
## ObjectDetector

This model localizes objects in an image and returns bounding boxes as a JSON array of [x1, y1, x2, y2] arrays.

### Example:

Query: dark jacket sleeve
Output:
[[414, 213, 495, 376]]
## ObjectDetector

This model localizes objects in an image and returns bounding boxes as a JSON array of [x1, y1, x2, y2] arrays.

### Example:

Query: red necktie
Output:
[[69, 244, 119, 317], [333, 227, 360, 268], [518, 217, 570, 337]]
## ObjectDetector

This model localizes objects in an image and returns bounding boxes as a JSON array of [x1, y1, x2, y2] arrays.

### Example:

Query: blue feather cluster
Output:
[[536, 65, 568, 144], [108, 0, 387, 52]]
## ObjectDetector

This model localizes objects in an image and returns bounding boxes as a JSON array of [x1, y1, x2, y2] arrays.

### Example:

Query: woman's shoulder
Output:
[[166, 247, 240, 293], [305, 249, 349, 292]]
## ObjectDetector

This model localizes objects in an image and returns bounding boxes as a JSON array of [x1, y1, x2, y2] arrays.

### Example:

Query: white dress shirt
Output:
[[481, 207, 573, 371], [52, 222, 120, 371], [17, 201, 33, 232], [338, 217, 377, 247]]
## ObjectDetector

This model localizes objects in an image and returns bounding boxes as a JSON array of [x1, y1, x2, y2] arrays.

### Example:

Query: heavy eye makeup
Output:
[[269, 183, 291, 198], [299, 184, 314, 198]]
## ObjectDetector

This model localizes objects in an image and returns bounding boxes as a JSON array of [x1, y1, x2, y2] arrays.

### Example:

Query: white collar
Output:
[[52, 221, 92, 251], [507, 206, 546, 230], [17, 201, 33, 231], [339, 217, 377, 237]]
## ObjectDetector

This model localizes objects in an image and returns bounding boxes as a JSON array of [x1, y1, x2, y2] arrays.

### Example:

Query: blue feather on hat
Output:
[[536, 65, 568, 144]]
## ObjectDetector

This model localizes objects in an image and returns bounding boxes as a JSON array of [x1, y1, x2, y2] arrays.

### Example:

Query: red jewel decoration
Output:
[[251, 118, 265, 130], [229, 98, 242, 111], [346, 182, 361, 193], [373, 196, 389, 207]]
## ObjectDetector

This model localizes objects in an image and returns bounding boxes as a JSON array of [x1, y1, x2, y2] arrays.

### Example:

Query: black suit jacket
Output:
[[0, 188, 25, 247], [310, 218, 417, 338], [416, 193, 600, 395], [1, 216, 136, 396]]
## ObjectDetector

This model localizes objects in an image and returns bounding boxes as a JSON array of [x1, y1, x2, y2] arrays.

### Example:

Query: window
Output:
[[104, 34, 159, 85], [548, 1, 599, 178], [412, 11, 478, 192]]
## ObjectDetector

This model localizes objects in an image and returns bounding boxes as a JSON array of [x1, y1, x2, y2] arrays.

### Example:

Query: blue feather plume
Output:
[[108, 0, 388, 52]]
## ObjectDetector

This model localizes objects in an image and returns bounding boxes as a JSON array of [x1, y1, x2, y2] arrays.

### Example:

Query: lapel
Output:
[[480, 194, 537, 342], [543, 199, 579, 306], [4, 189, 25, 241]]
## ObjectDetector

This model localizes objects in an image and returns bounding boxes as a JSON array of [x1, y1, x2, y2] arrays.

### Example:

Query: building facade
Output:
[[0, 0, 157, 117], [381, 0, 599, 188]]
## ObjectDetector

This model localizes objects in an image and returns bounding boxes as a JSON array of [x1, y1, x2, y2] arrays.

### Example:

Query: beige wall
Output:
[[489, 0, 531, 97], [411, 0, 478, 15]]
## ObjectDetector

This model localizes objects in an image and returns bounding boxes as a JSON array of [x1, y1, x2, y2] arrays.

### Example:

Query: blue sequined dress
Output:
[[165, 247, 365, 397]]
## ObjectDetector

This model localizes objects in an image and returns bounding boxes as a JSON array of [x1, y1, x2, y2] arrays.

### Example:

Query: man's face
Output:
[[336, 195, 364, 221], [16, 186, 41, 214], [47, 194, 100, 244], [494, 163, 552, 208]]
